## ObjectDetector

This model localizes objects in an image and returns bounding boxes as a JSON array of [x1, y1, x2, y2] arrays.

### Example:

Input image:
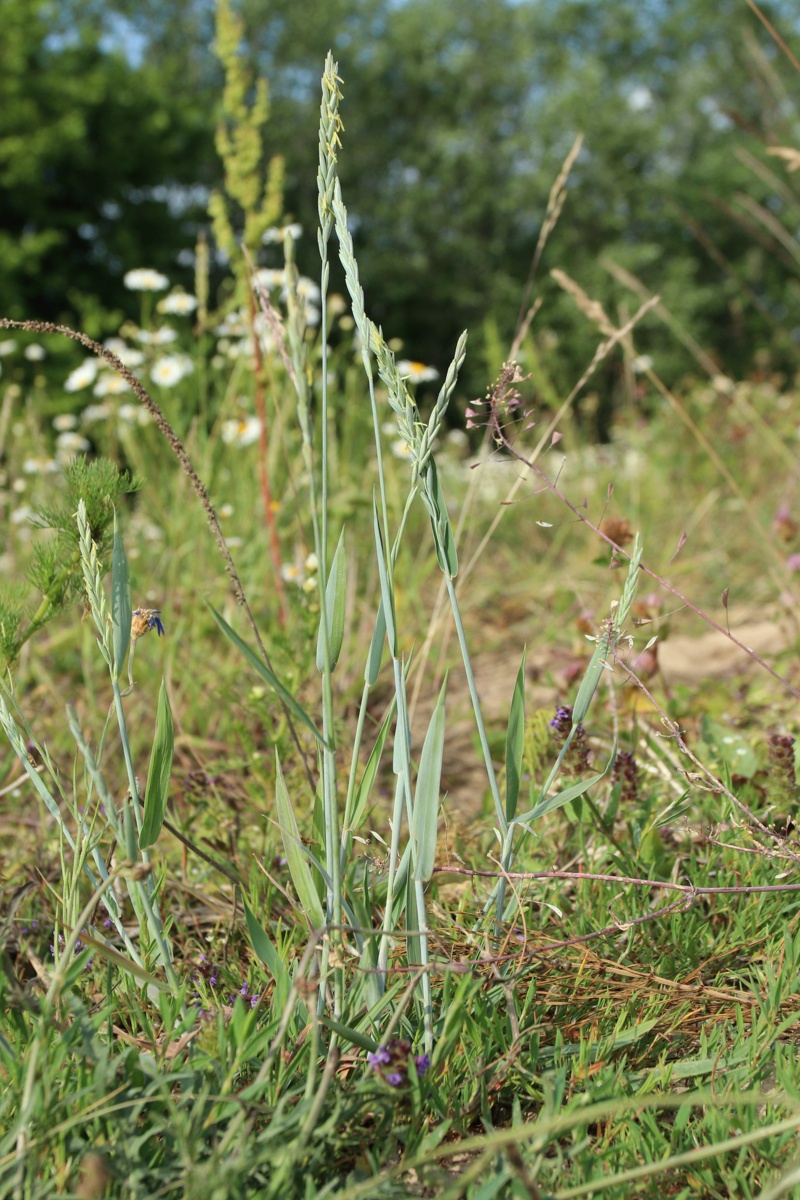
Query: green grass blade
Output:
[[365, 601, 386, 685], [207, 602, 330, 748], [111, 512, 131, 680], [412, 674, 447, 883], [139, 678, 174, 849], [316, 527, 347, 673], [275, 751, 326, 929], [350, 696, 396, 831], [242, 895, 291, 1012], [519, 746, 616, 824], [372, 499, 397, 656], [505, 647, 526, 822]]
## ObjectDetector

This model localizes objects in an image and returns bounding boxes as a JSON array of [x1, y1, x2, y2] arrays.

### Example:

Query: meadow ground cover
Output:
[[3, 46, 800, 1200]]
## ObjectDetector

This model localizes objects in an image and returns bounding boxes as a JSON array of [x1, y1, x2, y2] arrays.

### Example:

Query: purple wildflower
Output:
[[386, 1072, 404, 1087], [415, 1054, 431, 1076], [367, 1046, 392, 1069]]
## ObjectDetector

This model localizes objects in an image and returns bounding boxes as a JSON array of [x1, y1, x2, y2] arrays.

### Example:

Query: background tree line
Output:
[[2, 0, 800, 427]]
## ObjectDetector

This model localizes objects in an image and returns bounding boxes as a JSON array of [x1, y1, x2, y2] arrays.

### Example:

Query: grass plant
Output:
[[2, 47, 800, 1200]]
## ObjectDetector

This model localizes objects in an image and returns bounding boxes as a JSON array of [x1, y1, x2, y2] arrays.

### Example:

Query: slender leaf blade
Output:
[[350, 696, 396, 831], [275, 752, 326, 929], [316, 527, 347, 672], [505, 647, 526, 822], [139, 678, 174, 849], [111, 512, 132, 680], [206, 603, 330, 747], [242, 896, 291, 1012], [412, 675, 447, 882], [372, 500, 397, 655]]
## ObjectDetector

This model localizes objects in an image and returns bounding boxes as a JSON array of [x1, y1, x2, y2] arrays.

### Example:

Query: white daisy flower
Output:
[[135, 326, 178, 346], [24, 344, 46, 362], [304, 552, 318, 572], [630, 355, 653, 374], [23, 456, 59, 475], [262, 223, 302, 245], [280, 563, 302, 583], [0, 340, 16, 356], [81, 403, 112, 423], [158, 292, 198, 316], [221, 416, 261, 447], [301, 577, 317, 594], [254, 268, 285, 290], [150, 354, 193, 387], [55, 431, 91, 455], [93, 374, 130, 397], [52, 413, 79, 431], [65, 360, 99, 391], [219, 503, 235, 518], [123, 268, 170, 291], [119, 404, 151, 426], [397, 360, 439, 384], [391, 439, 413, 460]]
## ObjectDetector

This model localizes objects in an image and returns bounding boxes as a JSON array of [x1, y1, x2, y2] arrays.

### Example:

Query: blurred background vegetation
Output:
[[2, 0, 800, 429]]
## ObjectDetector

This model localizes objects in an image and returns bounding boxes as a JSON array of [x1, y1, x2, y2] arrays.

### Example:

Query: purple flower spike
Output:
[[415, 1054, 431, 1076]]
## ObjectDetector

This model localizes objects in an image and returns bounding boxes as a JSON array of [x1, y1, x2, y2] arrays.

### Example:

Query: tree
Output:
[[0, 0, 217, 331]]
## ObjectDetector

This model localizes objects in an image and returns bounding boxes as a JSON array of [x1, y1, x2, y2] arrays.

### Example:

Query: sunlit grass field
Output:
[[3, 49, 800, 1200]]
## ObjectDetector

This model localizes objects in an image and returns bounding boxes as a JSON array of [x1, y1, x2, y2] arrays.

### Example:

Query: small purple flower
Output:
[[209, 976, 218, 987], [249, 994, 261, 1008], [386, 1072, 404, 1087], [103, 919, 113, 928], [415, 1054, 430, 1076], [239, 983, 250, 997], [367, 1046, 392, 1069]]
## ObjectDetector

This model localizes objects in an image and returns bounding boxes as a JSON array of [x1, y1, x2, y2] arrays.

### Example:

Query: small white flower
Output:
[[0, 340, 16, 356], [23, 456, 59, 475], [391, 439, 413, 459], [254, 268, 285, 290], [262, 223, 302, 245], [150, 354, 193, 387], [104, 337, 130, 355], [81, 403, 112, 423], [55, 431, 91, 455], [158, 292, 198, 315], [11, 478, 26, 493], [630, 355, 653, 374], [119, 403, 152, 426], [221, 416, 261, 447], [65, 360, 99, 391], [24, 344, 46, 362], [219, 503, 235, 518], [304, 553, 318, 572], [214, 311, 248, 337], [302, 577, 317, 594], [135, 326, 178, 346], [280, 563, 302, 583], [115, 346, 145, 368], [397, 360, 439, 383], [304, 304, 320, 328], [93, 374, 130, 397], [123, 268, 170, 291], [296, 277, 321, 304], [53, 413, 79, 431]]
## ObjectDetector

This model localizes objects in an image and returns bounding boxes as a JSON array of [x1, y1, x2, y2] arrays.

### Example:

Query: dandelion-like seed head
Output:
[[131, 607, 165, 640]]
